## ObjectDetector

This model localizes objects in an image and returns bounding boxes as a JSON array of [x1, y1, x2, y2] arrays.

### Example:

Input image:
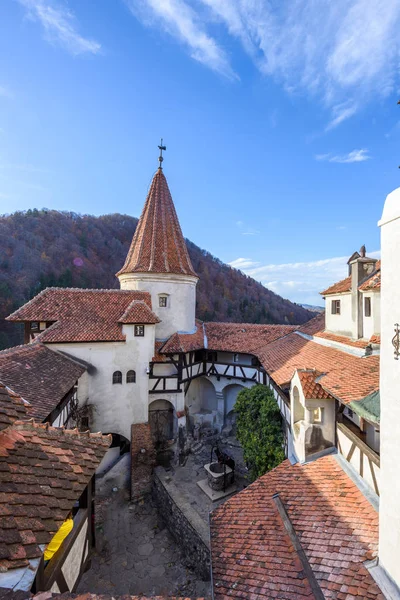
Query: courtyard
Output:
[[77, 487, 211, 598], [77, 431, 248, 598]]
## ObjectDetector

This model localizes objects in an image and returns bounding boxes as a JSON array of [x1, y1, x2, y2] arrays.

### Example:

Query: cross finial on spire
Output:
[[158, 138, 166, 169]]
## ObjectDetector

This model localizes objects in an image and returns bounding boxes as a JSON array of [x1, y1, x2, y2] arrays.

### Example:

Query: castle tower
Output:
[[117, 162, 198, 339]]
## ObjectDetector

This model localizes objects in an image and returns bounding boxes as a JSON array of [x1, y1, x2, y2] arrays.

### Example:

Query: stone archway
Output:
[[149, 399, 177, 449]]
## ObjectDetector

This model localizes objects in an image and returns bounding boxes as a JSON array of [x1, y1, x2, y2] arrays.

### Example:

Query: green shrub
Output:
[[235, 384, 285, 481]]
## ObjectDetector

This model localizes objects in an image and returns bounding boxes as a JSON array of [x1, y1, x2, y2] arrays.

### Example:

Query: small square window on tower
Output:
[[134, 325, 145, 337], [159, 295, 168, 308]]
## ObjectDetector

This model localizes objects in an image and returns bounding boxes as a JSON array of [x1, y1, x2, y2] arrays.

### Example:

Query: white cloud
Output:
[[315, 149, 371, 163], [131, 0, 400, 125], [325, 102, 358, 131], [229, 250, 381, 305], [16, 0, 101, 55], [124, 0, 237, 80]]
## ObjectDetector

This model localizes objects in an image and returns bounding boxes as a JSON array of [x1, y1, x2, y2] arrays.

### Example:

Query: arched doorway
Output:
[[223, 384, 246, 431], [149, 399, 177, 448], [97, 432, 130, 475]]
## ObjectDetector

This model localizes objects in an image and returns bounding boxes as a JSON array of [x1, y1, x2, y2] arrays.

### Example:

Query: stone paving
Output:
[[77, 488, 211, 598]]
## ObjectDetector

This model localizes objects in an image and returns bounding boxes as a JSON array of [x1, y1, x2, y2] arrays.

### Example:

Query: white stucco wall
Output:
[[378, 186, 400, 587], [324, 293, 354, 337], [290, 372, 336, 463], [49, 324, 155, 440], [118, 272, 197, 339], [361, 291, 380, 340]]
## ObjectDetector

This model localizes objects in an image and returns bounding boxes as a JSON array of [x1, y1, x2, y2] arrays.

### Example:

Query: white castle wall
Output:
[[118, 272, 198, 339], [324, 293, 353, 337], [50, 323, 155, 440], [378, 187, 400, 588]]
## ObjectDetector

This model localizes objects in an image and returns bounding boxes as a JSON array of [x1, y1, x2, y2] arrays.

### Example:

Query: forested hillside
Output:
[[0, 209, 312, 349]]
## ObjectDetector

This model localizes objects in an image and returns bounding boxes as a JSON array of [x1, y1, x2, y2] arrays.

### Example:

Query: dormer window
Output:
[[159, 295, 168, 308], [331, 300, 341, 315], [135, 325, 145, 337], [365, 297, 371, 317]]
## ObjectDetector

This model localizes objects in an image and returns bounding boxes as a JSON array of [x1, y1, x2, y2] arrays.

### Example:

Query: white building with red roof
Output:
[[5, 156, 382, 505]]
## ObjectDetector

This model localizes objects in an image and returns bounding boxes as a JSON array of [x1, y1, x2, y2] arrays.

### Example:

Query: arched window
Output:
[[127, 370, 136, 383], [112, 371, 122, 384]]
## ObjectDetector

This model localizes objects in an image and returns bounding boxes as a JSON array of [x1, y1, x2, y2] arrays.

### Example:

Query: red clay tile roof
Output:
[[118, 300, 160, 324], [211, 454, 383, 600], [0, 384, 29, 432], [117, 169, 197, 278], [297, 369, 333, 400], [6, 288, 153, 343], [370, 334, 380, 345], [321, 261, 381, 296], [359, 261, 381, 291], [205, 322, 296, 354], [0, 416, 110, 572], [320, 275, 352, 296], [314, 331, 373, 349], [160, 320, 205, 354], [297, 313, 325, 336], [0, 594, 206, 600], [0, 343, 85, 421], [259, 333, 379, 403]]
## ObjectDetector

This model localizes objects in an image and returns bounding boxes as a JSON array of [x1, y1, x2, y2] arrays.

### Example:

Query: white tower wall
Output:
[[118, 272, 197, 339], [378, 186, 400, 588]]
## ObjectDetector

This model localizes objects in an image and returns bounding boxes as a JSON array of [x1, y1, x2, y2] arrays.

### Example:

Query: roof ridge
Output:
[[12, 418, 112, 446]]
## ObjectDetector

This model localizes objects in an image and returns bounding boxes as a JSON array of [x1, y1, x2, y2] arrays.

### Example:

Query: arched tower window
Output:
[[127, 370, 136, 383], [112, 371, 122, 384]]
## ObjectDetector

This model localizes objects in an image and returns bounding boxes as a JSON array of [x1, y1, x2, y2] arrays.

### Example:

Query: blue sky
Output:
[[0, 0, 399, 305]]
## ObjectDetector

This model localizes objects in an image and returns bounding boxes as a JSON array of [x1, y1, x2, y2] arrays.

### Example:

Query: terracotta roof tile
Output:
[[297, 369, 333, 400], [160, 320, 205, 354], [211, 455, 383, 599], [0, 343, 85, 421], [0, 384, 28, 432], [0, 594, 206, 600], [314, 331, 373, 349], [359, 261, 381, 291], [205, 322, 296, 354], [0, 407, 110, 572], [297, 313, 325, 336], [320, 276, 352, 296], [117, 169, 197, 278], [118, 300, 160, 324], [259, 333, 379, 403], [7, 288, 153, 343]]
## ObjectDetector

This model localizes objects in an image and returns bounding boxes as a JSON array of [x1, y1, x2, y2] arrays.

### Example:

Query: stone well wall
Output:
[[152, 467, 211, 581]]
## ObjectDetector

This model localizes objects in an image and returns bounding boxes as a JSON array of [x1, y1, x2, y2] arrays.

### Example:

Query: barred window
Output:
[[135, 325, 145, 337], [112, 371, 122, 384], [126, 370, 136, 383]]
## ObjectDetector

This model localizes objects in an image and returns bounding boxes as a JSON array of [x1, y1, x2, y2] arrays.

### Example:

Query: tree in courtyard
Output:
[[234, 384, 285, 481]]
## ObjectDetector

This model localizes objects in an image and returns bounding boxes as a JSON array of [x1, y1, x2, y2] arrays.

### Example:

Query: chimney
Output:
[[348, 246, 377, 339]]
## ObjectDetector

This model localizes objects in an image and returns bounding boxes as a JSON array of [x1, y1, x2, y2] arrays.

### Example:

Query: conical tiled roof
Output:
[[117, 169, 198, 278]]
